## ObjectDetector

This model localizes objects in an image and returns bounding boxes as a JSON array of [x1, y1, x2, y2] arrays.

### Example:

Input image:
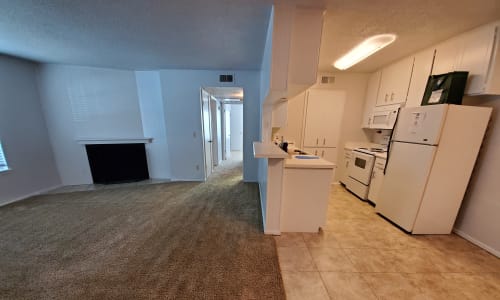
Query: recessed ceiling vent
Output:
[[321, 76, 335, 84], [219, 74, 234, 82]]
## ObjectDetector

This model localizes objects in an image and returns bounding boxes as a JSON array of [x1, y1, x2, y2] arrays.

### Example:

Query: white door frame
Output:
[[200, 88, 213, 180]]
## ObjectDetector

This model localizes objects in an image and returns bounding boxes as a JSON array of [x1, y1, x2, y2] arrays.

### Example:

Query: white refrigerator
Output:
[[376, 104, 491, 234]]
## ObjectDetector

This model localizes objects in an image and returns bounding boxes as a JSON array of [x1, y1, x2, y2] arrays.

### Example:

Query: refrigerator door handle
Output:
[[384, 140, 394, 175]]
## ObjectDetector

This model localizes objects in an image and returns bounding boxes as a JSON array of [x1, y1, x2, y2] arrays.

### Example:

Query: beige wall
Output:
[[275, 72, 371, 180], [454, 95, 500, 256]]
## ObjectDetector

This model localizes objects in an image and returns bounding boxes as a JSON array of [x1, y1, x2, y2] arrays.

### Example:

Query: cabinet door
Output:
[[406, 48, 435, 108], [318, 147, 337, 164], [340, 149, 352, 184], [361, 71, 381, 128], [303, 147, 320, 156], [368, 163, 385, 205], [458, 25, 497, 95], [377, 57, 414, 106], [432, 36, 462, 75], [303, 89, 346, 147]]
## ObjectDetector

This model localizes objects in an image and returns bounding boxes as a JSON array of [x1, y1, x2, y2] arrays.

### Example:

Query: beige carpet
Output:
[[0, 158, 285, 299]]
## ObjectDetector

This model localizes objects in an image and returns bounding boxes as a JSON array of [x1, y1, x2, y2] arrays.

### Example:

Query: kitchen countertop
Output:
[[285, 155, 335, 169], [374, 152, 387, 159], [344, 141, 381, 151], [253, 142, 289, 158]]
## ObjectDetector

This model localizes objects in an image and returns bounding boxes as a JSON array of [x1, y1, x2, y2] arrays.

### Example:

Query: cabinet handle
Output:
[[316, 138, 319, 145], [391, 92, 395, 101], [323, 138, 326, 145], [368, 117, 372, 125], [346, 161, 349, 168], [315, 150, 318, 155], [322, 150, 325, 157], [385, 93, 388, 102]]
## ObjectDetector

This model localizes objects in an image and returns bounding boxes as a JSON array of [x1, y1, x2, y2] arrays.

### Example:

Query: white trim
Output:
[[76, 138, 153, 144], [264, 229, 281, 235], [453, 228, 500, 258], [0, 184, 63, 208]]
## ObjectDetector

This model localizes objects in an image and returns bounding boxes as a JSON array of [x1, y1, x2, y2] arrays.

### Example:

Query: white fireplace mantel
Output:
[[76, 137, 154, 145]]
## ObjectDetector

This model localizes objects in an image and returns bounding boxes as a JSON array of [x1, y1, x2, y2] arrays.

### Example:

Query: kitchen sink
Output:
[[295, 155, 319, 159]]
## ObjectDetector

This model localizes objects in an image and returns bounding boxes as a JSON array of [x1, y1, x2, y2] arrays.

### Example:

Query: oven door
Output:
[[348, 151, 375, 185]]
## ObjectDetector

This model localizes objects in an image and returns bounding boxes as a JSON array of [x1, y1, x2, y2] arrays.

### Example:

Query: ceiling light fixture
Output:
[[333, 34, 397, 70]]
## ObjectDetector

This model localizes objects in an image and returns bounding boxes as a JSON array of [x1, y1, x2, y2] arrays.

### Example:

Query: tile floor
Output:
[[276, 185, 500, 300]]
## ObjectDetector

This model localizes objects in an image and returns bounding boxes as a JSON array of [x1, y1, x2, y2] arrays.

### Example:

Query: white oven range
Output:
[[346, 147, 386, 200]]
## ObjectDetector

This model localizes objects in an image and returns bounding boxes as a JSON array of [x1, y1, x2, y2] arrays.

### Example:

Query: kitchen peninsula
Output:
[[253, 142, 335, 234]]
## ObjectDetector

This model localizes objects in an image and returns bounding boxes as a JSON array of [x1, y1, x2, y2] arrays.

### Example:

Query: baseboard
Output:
[[0, 184, 63, 208], [453, 228, 500, 258], [264, 229, 281, 235]]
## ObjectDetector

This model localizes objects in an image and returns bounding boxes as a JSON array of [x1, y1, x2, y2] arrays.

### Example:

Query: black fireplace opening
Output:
[[85, 143, 149, 184]]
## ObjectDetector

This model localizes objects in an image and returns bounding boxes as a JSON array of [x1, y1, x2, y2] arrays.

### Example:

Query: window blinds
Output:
[[0, 141, 8, 171]]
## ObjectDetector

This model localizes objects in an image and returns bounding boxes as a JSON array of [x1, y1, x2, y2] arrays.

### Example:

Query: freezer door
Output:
[[376, 142, 436, 232], [393, 104, 448, 145]]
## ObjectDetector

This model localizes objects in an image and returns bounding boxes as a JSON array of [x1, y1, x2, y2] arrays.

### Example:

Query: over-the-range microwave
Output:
[[369, 104, 401, 129]]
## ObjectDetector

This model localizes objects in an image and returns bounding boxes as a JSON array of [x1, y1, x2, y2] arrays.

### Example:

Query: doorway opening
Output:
[[200, 87, 244, 180]]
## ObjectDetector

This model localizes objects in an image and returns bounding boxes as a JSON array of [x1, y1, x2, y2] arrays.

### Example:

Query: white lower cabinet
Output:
[[303, 147, 337, 163], [303, 147, 338, 182], [281, 167, 333, 232], [339, 148, 352, 185], [368, 157, 386, 205]]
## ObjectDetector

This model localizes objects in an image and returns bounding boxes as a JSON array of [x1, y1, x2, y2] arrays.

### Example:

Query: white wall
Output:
[[454, 95, 500, 256], [159, 69, 261, 182], [230, 104, 244, 151], [136, 71, 171, 179], [258, 6, 274, 225], [37, 64, 144, 185], [0, 55, 60, 205]]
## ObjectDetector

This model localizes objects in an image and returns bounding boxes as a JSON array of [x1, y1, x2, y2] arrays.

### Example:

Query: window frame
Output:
[[0, 140, 10, 173]]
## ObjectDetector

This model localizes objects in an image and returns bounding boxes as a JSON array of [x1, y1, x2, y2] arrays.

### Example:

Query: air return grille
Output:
[[219, 74, 234, 82], [321, 76, 335, 84]]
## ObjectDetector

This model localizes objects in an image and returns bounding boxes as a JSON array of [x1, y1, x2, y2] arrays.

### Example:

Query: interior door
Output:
[[210, 99, 219, 167], [224, 104, 231, 160], [201, 89, 213, 179]]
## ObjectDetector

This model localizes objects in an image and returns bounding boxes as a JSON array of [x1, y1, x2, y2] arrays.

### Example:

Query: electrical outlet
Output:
[[193, 131, 196, 138]]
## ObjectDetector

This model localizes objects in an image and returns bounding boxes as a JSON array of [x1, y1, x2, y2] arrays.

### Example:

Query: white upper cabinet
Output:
[[432, 36, 462, 75], [376, 56, 414, 106], [432, 22, 500, 95], [265, 4, 324, 104], [361, 71, 381, 128], [458, 24, 500, 95], [406, 48, 435, 108], [303, 89, 346, 147]]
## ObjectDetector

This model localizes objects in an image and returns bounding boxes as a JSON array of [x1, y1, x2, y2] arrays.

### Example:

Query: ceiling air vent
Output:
[[321, 76, 335, 84], [219, 74, 234, 83]]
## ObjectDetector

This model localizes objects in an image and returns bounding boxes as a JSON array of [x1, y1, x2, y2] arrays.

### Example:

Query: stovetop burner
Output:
[[355, 147, 387, 154], [357, 147, 386, 153]]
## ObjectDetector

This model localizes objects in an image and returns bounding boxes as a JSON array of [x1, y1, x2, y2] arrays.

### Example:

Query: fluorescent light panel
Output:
[[333, 34, 397, 70]]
